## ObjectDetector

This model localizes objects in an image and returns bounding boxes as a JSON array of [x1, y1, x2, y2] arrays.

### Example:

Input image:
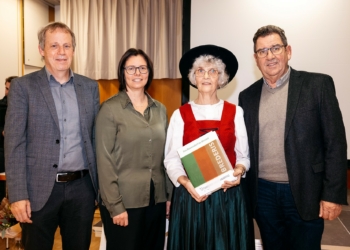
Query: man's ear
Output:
[[286, 45, 292, 60], [253, 53, 258, 64], [38, 45, 44, 57]]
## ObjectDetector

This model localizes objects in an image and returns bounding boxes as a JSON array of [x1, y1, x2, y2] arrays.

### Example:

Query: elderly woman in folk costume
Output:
[[164, 45, 253, 250]]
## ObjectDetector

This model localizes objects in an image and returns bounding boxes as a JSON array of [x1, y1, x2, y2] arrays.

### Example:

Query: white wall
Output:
[[55, 5, 60, 21], [24, 0, 47, 68], [190, 0, 350, 158], [0, 0, 21, 97], [23, 0, 50, 75], [23, 1, 60, 75]]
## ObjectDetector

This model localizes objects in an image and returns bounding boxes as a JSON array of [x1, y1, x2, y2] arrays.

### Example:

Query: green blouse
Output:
[[96, 90, 171, 217]]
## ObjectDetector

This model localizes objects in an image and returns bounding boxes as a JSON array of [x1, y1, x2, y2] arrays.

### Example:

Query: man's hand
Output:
[[112, 211, 128, 227], [319, 200, 342, 220], [11, 199, 32, 223]]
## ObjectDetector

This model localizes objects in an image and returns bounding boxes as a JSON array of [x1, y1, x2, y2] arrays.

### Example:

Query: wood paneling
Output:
[[97, 79, 182, 121], [48, 6, 55, 22], [97, 79, 120, 103], [148, 79, 182, 120]]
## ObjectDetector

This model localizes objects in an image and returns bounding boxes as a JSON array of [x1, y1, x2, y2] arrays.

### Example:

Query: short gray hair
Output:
[[253, 25, 288, 52], [38, 22, 76, 59], [188, 55, 229, 89]]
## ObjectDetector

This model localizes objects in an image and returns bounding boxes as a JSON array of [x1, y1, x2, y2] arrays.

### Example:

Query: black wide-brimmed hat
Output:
[[179, 44, 238, 88]]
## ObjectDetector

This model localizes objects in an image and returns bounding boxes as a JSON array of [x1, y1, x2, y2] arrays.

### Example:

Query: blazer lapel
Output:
[[251, 79, 264, 166], [285, 68, 302, 139], [37, 68, 60, 129], [248, 80, 263, 166], [73, 77, 86, 126]]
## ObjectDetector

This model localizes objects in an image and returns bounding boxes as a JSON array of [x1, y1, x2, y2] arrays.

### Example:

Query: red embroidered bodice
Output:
[[179, 101, 237, 166]]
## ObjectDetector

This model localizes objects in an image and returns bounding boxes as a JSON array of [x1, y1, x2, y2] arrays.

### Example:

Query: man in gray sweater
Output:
[[239, 25, 347, 250]]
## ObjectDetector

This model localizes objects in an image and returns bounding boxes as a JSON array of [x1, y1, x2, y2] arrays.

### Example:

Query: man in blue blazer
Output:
[[239, 25, 347, 250], [5, 22, 100, 250]]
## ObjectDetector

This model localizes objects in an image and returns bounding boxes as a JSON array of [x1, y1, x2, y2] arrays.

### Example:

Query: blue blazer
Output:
[[239, 68, 348, 220], [5, 67, 100, 211]]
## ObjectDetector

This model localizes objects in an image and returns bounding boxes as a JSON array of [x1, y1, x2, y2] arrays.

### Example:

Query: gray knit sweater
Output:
[[258, 78, 290, 182]]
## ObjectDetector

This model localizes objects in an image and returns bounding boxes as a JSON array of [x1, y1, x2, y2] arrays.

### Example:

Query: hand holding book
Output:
[[177, 176, 208, 202], [222, 171, 241, 192], [177, 131, 238, 196]]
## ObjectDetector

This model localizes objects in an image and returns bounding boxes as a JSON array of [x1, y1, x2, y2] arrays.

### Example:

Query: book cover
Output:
[[177, 131, 237, 196]]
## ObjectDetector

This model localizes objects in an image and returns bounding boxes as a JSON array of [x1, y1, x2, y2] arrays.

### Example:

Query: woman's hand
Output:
[[112, 211, 128, 227], [178, 176, 208, 202], [222, 175, 241, 192], [222, 164, 246, 192], [234, 164, 246, 176]]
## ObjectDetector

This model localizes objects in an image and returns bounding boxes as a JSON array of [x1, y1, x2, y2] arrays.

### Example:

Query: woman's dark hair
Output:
[[118, 48, 154, 91]]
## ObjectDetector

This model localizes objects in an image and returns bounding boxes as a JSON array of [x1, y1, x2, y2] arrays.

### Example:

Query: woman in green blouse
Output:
[[96, 48, 171, 250]]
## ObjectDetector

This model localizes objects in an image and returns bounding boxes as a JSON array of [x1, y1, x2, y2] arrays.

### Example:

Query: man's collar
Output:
[[263, 66, 291, 89], [45, 67, 74, 84]]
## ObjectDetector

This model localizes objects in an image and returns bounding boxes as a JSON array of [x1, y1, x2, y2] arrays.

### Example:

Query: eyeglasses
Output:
[[195, 68, 219, 77], [255, 44, 286, 58], [124, 65, 148, 75]]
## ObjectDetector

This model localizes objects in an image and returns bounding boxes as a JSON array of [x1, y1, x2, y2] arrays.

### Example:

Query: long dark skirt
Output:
[[167, 185, 250, 250]]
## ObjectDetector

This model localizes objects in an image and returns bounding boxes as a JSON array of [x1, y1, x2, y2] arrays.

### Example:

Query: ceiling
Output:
[[42, 0, 60, 6]]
